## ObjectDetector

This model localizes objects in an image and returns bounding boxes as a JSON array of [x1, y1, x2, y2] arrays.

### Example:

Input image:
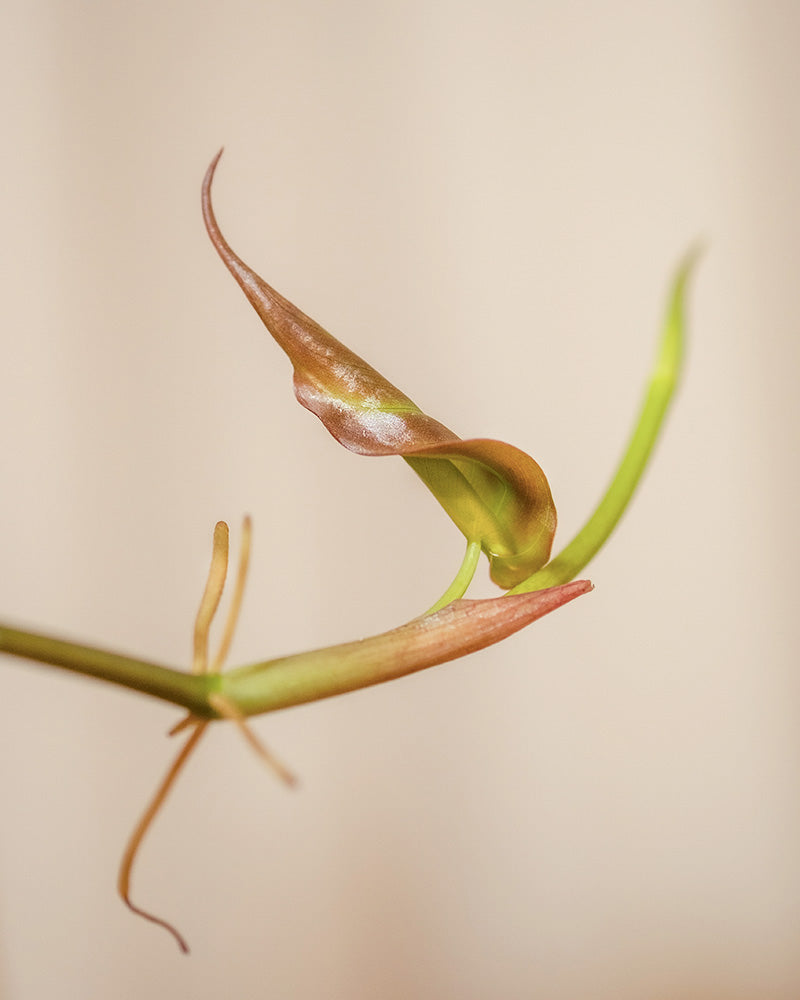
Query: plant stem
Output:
[[0, 624, 216, 716], [509, 249, 698, 594], [424, 539, 482, 614], [0, 255, 697, 712], [1, 582, 590, 719]]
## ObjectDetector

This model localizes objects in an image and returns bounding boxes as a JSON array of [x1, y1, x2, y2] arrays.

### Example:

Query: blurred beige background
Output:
[[1, 2, 798, 998]]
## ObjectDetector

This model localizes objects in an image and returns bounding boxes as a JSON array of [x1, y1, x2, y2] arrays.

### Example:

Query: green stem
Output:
[[1, 255, 697, 713], [0, 624, 217, 717], [509, 249, 698, 594], [424, 539, 482, 614], [1, 579, 589, 720]]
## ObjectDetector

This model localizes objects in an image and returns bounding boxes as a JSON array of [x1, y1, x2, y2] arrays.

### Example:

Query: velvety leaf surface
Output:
[[202, 151, 556, 587]]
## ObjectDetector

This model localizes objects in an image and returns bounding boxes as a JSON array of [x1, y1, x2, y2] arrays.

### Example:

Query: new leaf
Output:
[[202, 151, 556, 588]]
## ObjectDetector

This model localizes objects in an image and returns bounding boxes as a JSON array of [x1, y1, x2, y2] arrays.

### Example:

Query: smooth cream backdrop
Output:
[[1, 2, 798, 998]]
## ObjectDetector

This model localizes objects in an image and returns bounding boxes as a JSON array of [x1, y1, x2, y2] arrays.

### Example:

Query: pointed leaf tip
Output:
[[202, 155, 557, 587]]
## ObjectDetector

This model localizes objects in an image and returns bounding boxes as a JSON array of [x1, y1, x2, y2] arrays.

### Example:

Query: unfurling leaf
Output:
[[202, 151, 556, 588], [221, 579, 593, 715]]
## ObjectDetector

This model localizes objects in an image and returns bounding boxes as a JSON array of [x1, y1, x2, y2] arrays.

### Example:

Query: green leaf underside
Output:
[[202, 150, 556, 589]]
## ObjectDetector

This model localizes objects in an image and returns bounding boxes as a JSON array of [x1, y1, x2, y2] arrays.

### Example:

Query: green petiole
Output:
[[424, 539, 482, 614], [509, 249, 699, 594]]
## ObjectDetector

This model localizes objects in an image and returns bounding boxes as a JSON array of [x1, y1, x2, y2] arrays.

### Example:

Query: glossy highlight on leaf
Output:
[[202, 150, 556, 588]]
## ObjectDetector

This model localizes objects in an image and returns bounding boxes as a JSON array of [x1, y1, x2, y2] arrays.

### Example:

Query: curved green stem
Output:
[[509, 249, 699, 594], [424, 539, 482, 614], [1, 255, 697, 713]]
